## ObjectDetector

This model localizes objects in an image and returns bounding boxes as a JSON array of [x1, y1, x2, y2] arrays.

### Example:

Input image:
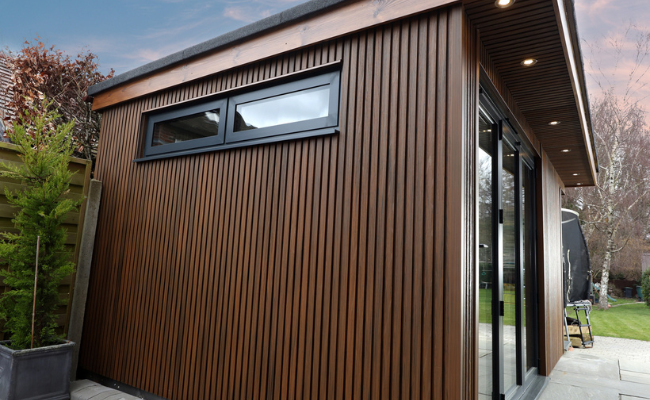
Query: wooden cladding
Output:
[[0, 143, 92, 337], [535, 152, 565, 376], [463, 0, 596, 186], [80, 6, 475, 400]]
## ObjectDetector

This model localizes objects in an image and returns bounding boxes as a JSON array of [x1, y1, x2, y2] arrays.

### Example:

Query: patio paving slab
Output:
[[538, 381, 619, 400], [538, 338, 650, 400], [620, 359, 650, 375], [621, 370, 650, 385], [551, 352, 620, 380]]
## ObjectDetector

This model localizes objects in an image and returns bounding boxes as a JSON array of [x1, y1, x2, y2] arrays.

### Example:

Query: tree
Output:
[[564, 26, 650, 310], [564, 79, 650, 310], [1, 39, 114, 161], [0, 101, 81, 349]]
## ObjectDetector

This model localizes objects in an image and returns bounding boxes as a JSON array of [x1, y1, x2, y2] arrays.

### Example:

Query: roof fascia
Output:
[[90, 0, 459, 111], [552, 0, 598, 184]]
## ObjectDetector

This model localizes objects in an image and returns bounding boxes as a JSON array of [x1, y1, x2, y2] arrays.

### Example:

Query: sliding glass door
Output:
[[478, 93, 538, 400]]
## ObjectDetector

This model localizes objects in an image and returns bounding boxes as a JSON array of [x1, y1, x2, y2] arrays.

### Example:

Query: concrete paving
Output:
[[70, 380, 142, 400], [538, 336, 650, 400]]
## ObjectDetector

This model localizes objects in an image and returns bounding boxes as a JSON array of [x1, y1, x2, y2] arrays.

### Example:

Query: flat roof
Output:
[[87, 0, 596, 187], [87, 0, 349, 97]]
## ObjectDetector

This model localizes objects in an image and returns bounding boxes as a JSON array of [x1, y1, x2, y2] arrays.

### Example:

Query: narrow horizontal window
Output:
[[234, 86, 330, 132], [144, 99, 226, 156], [140, 69, 340, 159], [226, 71, 339, 144], [152, 109, 220, 146]]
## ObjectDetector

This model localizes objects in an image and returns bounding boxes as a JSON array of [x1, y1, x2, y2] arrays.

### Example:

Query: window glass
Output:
[[140, 69, 340, 160], [152, 109, 220, 147], [234, 86, 330, 132]]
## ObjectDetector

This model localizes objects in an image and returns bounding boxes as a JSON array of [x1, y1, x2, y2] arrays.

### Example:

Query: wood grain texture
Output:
[[464, 0, 596, 187], [535, 152, 565, 376], [79, 6, 477, 400], [91, 0, 459, 111]]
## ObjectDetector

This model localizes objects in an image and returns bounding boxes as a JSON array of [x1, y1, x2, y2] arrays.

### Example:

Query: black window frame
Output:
[[138, 68, 340, 161], [225, 71, 340, 144], [144, 98, 227, 157]]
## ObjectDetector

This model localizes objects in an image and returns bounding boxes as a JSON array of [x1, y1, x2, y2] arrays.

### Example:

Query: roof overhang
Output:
[[464, 0, 597, 187], [88, 0, 595, 186]]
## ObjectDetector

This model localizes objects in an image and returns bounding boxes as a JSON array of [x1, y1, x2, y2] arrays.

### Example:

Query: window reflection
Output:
[[478, 112, 494, 399], [234, 86, 330, 132], [152, 110, 220, 147]]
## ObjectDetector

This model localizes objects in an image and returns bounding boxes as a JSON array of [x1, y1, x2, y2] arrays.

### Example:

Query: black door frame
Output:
[[479, 88, 539, 400]]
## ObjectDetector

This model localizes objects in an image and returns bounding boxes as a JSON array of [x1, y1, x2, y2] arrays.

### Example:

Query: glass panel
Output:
[[234, 86, 329, 131], [478, 112, 494, 399], [152, 109, 220, 147], [502, 140, 517, 391], [523, 164, 536, 371]]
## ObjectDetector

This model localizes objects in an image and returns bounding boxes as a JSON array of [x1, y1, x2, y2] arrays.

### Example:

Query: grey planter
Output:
[[0, 340, 74, 400]]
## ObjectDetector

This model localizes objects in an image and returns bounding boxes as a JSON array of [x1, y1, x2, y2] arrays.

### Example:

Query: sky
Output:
[[1, 0, 649, 110], [574, 0, 650, 112], [0, 0, 309, 74]]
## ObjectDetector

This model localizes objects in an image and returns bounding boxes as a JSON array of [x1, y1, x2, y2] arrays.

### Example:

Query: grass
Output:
[[481, 287, 650, 341], [479, 288, 518, 326], [568, 300, 650, 341], [481, 288, 650, 341]]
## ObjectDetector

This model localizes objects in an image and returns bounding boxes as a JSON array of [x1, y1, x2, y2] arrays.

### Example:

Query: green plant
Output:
[[0, 101, 80, 350], [585, 302, 650, 341], [642, 269, 650, 307]]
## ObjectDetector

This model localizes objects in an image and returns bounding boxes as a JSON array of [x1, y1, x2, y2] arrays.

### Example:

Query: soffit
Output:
[[463, 0, 596, 187]]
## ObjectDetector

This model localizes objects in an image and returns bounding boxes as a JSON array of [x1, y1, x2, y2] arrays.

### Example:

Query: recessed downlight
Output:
[[561, 149, 571, 153], [548, 121, 561, 125], [572, 173, 580, 176], [495, 0, 515, 8], [576, 183, 582, 186], [521, 58, 538, 67]]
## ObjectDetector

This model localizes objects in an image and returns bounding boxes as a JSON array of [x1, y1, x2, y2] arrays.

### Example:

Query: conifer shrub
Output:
[[0, 102, 81, 350], [642, 268, 650, 307]]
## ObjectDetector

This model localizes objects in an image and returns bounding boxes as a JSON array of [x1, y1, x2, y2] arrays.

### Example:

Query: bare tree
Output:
[[564, 28, 650, 310]]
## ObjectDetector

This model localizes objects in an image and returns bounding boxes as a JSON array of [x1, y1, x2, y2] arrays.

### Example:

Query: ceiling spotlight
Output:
[[495, 0, 515, 8], [521, 58, 538, 67], [548, 121, 561, 125], [572, 173, 580, 176], [576, 183, 582, 186], [561, 149, 571, 153]]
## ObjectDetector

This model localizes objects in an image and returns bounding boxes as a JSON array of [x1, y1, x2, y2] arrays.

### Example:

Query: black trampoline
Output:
[[562, 208, 594, 349]]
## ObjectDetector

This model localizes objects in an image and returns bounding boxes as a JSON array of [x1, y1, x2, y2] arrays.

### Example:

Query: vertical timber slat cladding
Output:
[[536, 152, 565, 376], [462, 11, 479, 400], [81, 7, 474, 400], [478, 40, 541, 156]]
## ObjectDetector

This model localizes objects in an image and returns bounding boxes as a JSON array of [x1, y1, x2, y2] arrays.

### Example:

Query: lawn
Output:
[[481, 288, 650, 341], [479, 288, 518, 326], [568, 301, 650, 341]]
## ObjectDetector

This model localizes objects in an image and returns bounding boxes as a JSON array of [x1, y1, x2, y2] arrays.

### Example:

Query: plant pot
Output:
[[0, 340, 74, 400]]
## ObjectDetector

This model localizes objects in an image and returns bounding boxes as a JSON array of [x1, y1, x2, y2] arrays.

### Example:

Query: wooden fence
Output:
[[0, 142, 92, 338]]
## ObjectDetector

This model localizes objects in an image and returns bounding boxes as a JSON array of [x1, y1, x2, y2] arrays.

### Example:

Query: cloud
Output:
[[223, 6, 272, 23]]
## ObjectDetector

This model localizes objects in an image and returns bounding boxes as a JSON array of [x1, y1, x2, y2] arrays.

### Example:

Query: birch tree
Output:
[[564, 89, 650, 310], [564, 28, 650, 310]]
